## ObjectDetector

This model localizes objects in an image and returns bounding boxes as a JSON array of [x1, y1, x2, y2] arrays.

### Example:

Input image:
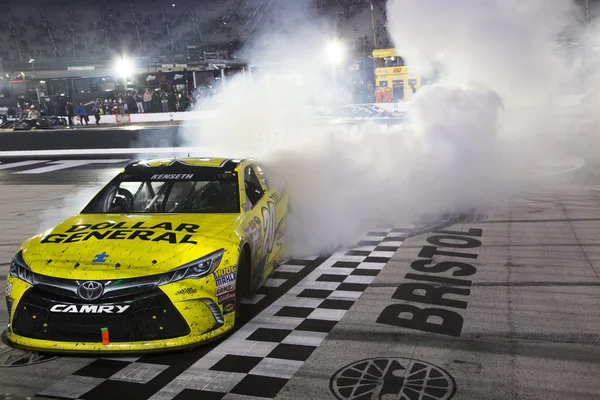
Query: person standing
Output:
[[151, 89, 160, 113], [168, 90, 176, 112], [92, 100, 101, 125], [135, 91, 143, 113], [143, 89, 152, 113], [118, 95, 125, 114], [160, 90, 168, 113], [77, 102, 89, 125], [65, 101, 74, 126]]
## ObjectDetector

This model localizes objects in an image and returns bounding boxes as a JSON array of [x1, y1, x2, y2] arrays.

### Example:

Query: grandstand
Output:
[[0, 0, 389, 110], [0, 0, 387, 70]]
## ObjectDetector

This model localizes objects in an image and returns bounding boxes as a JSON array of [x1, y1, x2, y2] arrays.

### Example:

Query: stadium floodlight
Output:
[[325, 41, 345, 65], [114, 57, 134, 78]]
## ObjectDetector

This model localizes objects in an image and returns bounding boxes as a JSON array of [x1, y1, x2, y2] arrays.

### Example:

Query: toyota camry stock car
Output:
[[4, 157, 289, 353]]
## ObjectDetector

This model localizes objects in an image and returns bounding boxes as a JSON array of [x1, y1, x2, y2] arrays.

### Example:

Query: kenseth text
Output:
[[40, 222, 201, 245]]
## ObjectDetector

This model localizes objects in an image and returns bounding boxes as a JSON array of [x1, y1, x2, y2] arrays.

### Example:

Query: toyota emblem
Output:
[[77, 281, 104, 300]]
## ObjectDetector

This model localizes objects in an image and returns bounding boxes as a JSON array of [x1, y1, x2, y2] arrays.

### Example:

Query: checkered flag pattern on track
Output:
[[37, 227, 410, 400]]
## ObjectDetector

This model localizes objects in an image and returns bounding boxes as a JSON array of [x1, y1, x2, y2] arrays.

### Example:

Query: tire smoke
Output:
[[181, 0, 590, 257]]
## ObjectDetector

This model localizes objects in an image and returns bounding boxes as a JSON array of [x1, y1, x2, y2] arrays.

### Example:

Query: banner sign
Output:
[[116, 114, 131, 123]]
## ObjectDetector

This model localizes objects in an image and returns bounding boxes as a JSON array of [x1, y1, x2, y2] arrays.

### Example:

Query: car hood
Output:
[[21, 213, 241, 279]]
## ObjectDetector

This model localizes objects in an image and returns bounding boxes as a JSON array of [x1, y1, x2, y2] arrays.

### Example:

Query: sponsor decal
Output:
[[215, 265, 237, 301], [222, 301, 235, 315], [5, 282, 12, 296], [92, 252, 109, 263], [218, 291, 235, 304], [150, 173, 194, 180], [174, 74, 184, 80], [216, 284, 235, 296], [116, 114, 130, 123], [214, 265, 237, 278], [215, 272, 236, 287], [40, 222, 200, 245], [50, 304, 130, 313], [175, 287, 197, 296], [146, 75, 156, 81], [376, 227, 482, 337]]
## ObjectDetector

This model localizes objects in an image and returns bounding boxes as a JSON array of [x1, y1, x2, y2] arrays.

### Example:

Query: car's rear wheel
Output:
[[235, 245, 251, 320]]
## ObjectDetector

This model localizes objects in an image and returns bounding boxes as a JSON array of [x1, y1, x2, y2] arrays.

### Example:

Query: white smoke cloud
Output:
[[181, 0, 590, 257], [387, 0, 580, 104]]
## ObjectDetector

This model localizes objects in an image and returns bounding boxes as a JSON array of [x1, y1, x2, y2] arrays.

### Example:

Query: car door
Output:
[[254, 163, 288, 257], [242, 163, 286, 290]]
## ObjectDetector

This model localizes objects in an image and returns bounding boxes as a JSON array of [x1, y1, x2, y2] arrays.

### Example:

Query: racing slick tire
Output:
[[235, 245, 251, 320]]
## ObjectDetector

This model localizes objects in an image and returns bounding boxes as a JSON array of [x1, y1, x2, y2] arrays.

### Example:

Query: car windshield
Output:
[[82, 179, 240, 214]]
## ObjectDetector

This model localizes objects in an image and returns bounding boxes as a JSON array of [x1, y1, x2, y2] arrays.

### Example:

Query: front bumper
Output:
[[5, 275, 235, 354]]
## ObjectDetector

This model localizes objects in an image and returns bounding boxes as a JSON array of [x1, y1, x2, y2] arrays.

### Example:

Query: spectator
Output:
[[134, 91, 143, 113], [29, 106, 40, 120], [160, 90, 168, 112], [151, 90, 160, 113], [143, 89, 152, 113], [118, 95, 125, 114], [77, 102, 89, 125], [168, 91, 176, 112], [65, 101, 74, 126], [92, 100, 101, 125], [126, 92, 135, 114]]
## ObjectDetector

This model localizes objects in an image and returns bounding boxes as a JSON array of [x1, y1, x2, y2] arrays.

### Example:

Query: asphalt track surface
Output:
[[1, 128, 600, 399]]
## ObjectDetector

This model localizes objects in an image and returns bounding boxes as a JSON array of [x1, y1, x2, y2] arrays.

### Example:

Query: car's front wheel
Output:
[[235, 246, 251, 320]]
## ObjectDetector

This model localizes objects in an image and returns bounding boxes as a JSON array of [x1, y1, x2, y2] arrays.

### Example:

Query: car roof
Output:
[[118, 158, 252, 181], [134, 157, 244, 168]]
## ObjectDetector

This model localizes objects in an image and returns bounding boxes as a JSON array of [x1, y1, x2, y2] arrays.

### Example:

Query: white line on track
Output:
[[0, 160, 50, 169], [14, 159, 130, 174], [0, 147, 202, 157]]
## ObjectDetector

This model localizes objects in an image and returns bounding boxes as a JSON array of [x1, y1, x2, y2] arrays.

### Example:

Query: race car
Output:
[[4, 157, 289, 353]]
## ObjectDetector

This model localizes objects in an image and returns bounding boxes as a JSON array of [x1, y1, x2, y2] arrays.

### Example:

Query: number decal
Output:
[[261, 201, 276, 255]]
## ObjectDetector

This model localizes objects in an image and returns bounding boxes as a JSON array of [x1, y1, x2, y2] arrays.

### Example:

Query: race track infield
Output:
[[1, 167, 600, 399]]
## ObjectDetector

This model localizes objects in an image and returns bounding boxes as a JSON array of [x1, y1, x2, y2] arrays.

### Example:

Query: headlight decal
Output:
[[9, 251, 34, 285], [158, 249, 224, 286]]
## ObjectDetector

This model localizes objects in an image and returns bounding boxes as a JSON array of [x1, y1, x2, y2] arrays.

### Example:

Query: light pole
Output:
[[370, 2, 377, 48], [28, 58, 35, 77], [585, 0, 589, 23]]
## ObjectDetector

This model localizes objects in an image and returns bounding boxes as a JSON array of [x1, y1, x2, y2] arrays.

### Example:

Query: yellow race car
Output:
[[4, 157, 289, 353]]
